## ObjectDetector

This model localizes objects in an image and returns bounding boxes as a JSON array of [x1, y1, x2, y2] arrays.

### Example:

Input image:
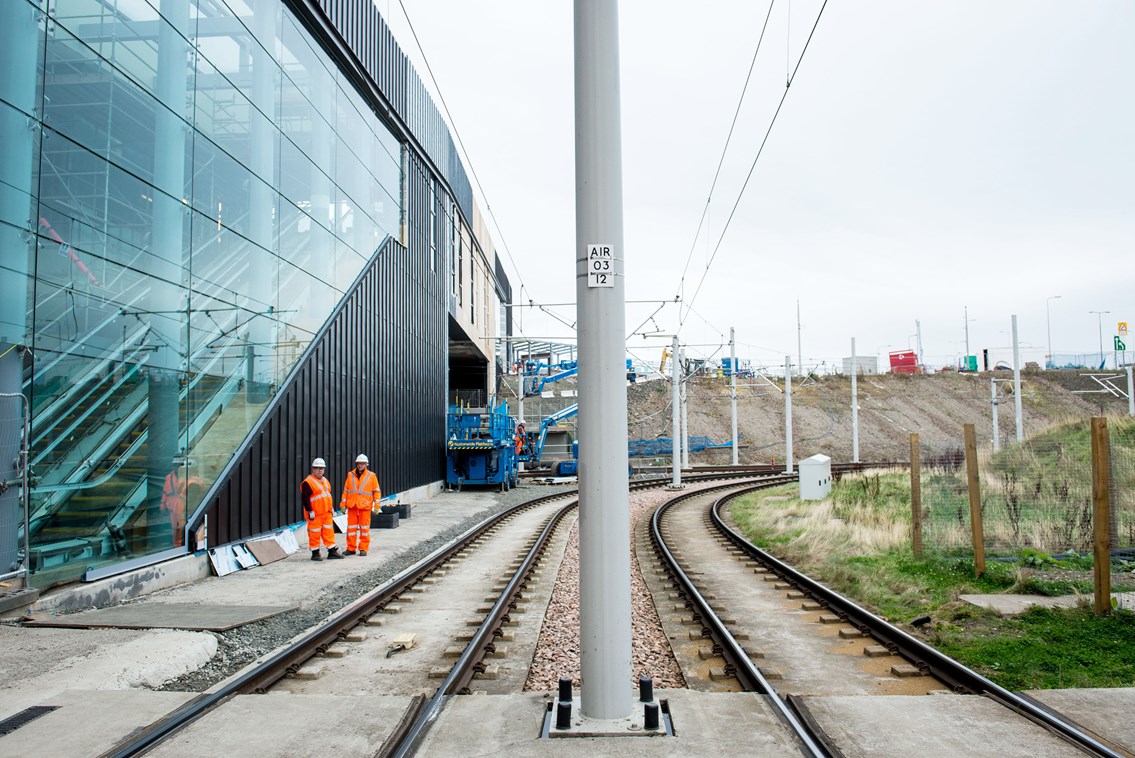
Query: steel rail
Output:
[[389, 471, 768, 755], [709, 485, 1126, 758], [98, 488, 577, 758], [100, 471, 778, 757], [651, 475, 832, 758], [392, 498, 578, 757]]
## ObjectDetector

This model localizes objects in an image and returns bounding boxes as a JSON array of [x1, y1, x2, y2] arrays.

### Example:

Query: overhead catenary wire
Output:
[[680, 0, 829, 328], [674, 0, 778, 316]]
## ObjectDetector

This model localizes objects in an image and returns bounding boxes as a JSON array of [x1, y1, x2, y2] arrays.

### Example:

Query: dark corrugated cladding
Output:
[[185, 0, 500, 546], [193, 155, 446, 546]]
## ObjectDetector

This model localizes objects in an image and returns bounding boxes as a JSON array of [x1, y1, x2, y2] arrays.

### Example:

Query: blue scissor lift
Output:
[[446, 399, 520, 492]]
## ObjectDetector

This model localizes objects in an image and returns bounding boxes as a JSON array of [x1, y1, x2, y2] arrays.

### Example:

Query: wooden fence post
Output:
[[963, 423, 985, 576], [1091, 417, 1111, 616], [910, 433, 922, 558]]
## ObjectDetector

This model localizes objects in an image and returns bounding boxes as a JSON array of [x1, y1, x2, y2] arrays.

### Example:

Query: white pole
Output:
[[574, 0, 631, 719], [785, 355, 793, 473], [671, 335, 681, 488], [964, 305, 971, 365], [1012, 314, 1023, 443], [916, 319, 924, 371], [1127, 364, 1134, 417], [1045, 295, 1061, 369], [851, 337, 859, 463], [730, 327, 738, 466], [680, 348, 689, 469], [991, 379, 1001, 452], [796, 300, 803, 376]]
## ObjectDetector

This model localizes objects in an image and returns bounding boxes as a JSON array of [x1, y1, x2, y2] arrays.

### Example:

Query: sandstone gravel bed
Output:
[[525, 480, 738, 691]]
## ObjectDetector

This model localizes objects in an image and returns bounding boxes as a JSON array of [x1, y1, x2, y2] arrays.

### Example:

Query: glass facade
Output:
[[1, 0, 403, 587]]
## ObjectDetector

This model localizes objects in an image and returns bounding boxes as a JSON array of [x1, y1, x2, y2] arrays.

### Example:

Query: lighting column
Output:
[[1045, 295, 1061, 369]]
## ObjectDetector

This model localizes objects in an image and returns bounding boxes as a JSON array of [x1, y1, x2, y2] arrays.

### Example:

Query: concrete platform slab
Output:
[[960, 594, 1080, 615], [0, 690, 195, 756], [23, 603, 296, 631], [797, 694, 1084, 757], [1026, 688, 1135, 754], [146, 693, 411, 757], [417, 690, 804, 757], [0, 629, 216, 719]]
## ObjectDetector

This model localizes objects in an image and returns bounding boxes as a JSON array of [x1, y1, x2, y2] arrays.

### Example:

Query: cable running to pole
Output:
[[395, 0, 529, 302], [674, 0, 777, 312], [681, 0, 829, 326]]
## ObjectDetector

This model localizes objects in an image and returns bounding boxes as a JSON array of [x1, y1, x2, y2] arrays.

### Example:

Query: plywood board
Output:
[[245, 537, 288, 565]]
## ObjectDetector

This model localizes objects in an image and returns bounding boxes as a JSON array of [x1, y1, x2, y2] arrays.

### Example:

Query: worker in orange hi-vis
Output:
[[341, 453, 381, 556], [514, 423, 526, 456], [302, 458, 343, 561]]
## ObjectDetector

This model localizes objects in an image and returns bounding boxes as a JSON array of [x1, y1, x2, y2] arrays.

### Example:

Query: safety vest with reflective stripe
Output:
[[303, 475, 333, 516], [340, 469, 380, 510]]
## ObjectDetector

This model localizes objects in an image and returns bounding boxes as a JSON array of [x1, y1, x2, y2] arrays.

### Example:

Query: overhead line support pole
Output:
[[573, 0, 632, 721], [730, 327, 738, 466]]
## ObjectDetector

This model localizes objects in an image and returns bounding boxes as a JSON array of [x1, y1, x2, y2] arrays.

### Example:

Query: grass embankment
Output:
[[730, 470, 1135, 690]]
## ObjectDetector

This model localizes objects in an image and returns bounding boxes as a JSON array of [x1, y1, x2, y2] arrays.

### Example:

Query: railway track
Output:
[[91, 468, 1129, 756], [648, 480, 1129, 757], [99, 472, 764, 757]]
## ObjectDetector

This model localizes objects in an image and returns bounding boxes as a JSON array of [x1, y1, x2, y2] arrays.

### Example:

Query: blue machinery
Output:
[[445, 399, 520, 491]]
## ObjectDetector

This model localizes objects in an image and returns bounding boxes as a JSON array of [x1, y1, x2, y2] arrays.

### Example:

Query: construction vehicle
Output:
[[446, 399, 519, 491], [522, 365, 578, 397], [518, 402, 578, 468]]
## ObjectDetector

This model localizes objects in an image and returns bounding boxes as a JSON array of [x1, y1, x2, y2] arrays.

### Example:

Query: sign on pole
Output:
[[1115, 336, 1126, 351], [1119, 322, 1128, 337], [587, 244, 614, 288]]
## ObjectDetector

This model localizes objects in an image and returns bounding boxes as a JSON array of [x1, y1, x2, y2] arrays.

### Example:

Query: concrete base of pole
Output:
[[542, 695, 673, 737]]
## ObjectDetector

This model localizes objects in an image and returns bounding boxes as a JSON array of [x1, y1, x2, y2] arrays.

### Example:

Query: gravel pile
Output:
[[161, 484, 575, 692]]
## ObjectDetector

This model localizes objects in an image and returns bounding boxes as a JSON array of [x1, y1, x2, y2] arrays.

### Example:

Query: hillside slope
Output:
[[627, 371, 1121, 464]]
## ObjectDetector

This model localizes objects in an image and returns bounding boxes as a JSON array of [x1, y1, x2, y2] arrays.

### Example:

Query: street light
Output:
[[1089, 310, 1110, 369], [1045, 295, 1061, 369]]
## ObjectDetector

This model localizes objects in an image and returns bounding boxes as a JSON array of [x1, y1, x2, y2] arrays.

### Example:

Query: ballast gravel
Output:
[[525, 480, 733, 691]]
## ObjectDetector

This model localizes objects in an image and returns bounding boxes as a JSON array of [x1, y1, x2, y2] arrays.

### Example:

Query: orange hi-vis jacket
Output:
[[303, 474, 334, 516], [340, 469, 380, 510]]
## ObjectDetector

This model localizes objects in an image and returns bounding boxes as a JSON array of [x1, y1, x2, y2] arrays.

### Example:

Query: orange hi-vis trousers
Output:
[[306, 509, 335, 550], [303, 474, 335, 550], [346, 508, 371, 552]]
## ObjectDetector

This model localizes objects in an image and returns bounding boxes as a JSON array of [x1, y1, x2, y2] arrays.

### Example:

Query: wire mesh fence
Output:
[[917, 417, 1135, 612], [920, 418, 1134, 556]]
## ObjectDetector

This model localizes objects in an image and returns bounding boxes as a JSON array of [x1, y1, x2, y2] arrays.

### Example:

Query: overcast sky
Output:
[[383, 1, 1133, 372]]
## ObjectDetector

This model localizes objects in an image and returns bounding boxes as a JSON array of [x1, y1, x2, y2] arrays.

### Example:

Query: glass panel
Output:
[[18, 0, 407, 587]]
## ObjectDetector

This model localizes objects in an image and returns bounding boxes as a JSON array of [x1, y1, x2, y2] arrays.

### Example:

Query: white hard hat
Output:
[[355, 454, 369, 464], [311, 458, 327, 468]]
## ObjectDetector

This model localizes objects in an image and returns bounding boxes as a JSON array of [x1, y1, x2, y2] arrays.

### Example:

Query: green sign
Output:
[[1117, 336, 1126, 351]]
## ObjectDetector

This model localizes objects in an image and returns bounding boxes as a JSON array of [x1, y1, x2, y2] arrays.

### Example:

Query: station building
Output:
[[0, 0, 511, 589]]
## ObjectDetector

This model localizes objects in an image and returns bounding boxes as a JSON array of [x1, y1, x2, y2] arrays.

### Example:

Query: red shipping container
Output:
[[889, 350, 920, 374]]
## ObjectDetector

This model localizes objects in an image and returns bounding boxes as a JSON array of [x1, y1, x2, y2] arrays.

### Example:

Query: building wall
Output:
[[0, 0, 481, 586]]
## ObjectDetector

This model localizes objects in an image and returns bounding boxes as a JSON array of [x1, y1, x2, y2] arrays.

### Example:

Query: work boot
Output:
[[326, 547, 344, 560], [311, 550, 323, 561], [358, 550, 367, 556], [344, 549, 357, 556]]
